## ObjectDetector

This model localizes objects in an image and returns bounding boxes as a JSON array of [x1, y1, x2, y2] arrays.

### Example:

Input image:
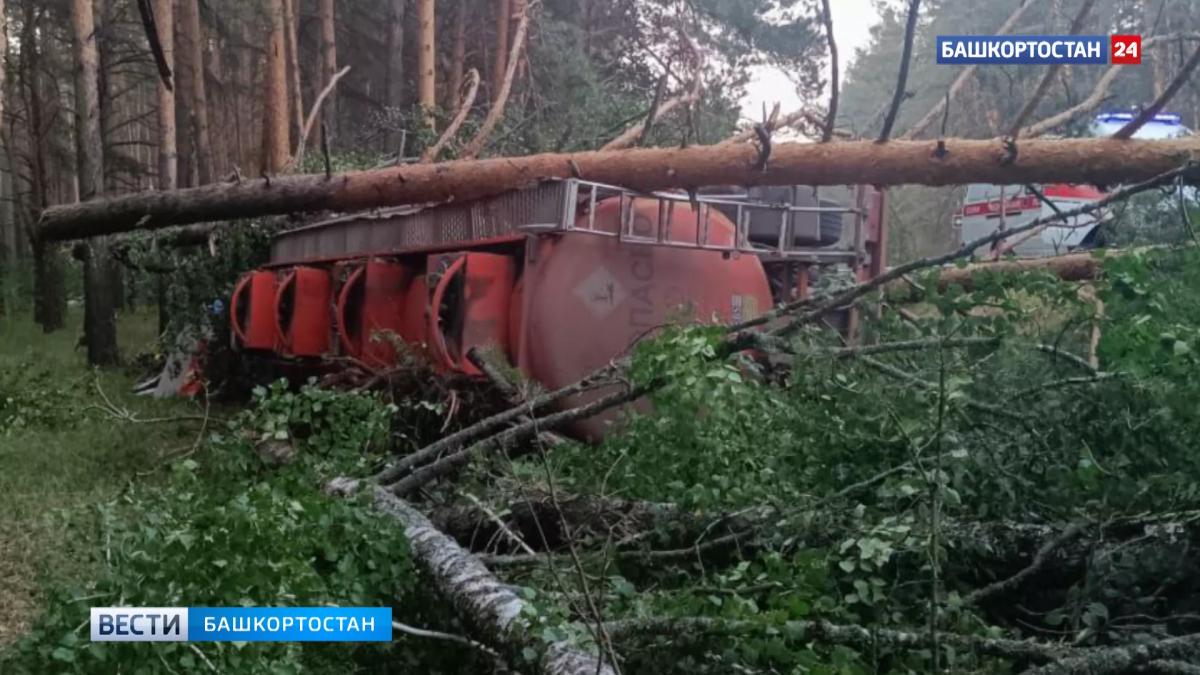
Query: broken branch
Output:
[[291, 65, 351, 172], [1006, 0, 1098, 139], [420, 68, 481, 163], [903, 0, 1040, 139], [460, 0, 537, 159]]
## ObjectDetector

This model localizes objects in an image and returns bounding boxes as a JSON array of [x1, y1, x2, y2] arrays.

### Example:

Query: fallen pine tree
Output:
[[883, 242, 1197, 302], [36, 136, 1200, 242], [886, 251, 1106, 301]]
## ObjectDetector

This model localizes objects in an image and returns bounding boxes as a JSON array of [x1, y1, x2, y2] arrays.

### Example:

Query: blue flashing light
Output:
[[1094, 111, 1182, 124]]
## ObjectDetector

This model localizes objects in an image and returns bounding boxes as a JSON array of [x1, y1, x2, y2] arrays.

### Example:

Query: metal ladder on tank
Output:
[[546, 179, 868, 267]]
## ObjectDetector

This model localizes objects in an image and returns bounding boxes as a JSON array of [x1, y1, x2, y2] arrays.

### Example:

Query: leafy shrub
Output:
[[1, 381, 430, 675], [0, 363, 78, 435]]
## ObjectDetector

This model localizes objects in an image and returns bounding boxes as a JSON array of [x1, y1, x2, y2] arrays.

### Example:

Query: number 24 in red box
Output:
[[1112, 35, 1142, 64]]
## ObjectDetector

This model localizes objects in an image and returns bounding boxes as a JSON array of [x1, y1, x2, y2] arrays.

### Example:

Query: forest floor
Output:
[[0, 309, 202, 647]]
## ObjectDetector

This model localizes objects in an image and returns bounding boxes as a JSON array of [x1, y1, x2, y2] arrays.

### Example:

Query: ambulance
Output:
[[956, 112, 1195, 258]]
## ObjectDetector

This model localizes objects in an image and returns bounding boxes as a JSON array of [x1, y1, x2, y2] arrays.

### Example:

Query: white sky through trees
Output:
[[740, 0, 880, 133]]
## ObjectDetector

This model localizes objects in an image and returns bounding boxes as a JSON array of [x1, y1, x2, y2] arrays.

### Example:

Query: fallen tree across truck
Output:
[[36, 136, 1200, 242]]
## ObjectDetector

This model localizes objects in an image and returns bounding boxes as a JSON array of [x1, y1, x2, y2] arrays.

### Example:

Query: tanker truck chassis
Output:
[[229, 178, 887, 440]]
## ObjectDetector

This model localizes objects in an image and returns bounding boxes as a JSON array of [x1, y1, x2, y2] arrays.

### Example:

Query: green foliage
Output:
[[531, 244, 1200, 673], [0, 361, 76, 435], [0, 381, 476, 674]]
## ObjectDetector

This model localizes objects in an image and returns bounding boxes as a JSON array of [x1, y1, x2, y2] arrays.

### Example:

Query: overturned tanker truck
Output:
[[229, 178, 887, 441]]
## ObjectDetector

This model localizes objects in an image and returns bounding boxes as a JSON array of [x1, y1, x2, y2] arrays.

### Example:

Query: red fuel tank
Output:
[[514, 196, 773, 441], [231, 271, 280, 351], [275, 266, 333, 358], [336, 260, 419, 367]]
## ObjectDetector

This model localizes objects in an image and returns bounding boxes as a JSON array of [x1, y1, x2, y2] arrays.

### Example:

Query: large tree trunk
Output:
[[262, 0, 290, 173], [178, 0, 212, 184], [25, 3, 65, 332], [318, 0, 337, 150], [417, 0, 436, 128], [155, 0, 177, 190], [282, 0, 303, 153], [36, 136, 1200, 241], [0, 0, 6, 153], [885, 251, 1107, 300], [446, 0, 466, 110], [0, 0, 8, 291], [492, 0, 509, 105], [174, 4, 195, 187], [386, 0, 405, 154], [74, 0, 118, 366], [1147, 0, 1168, 98], [154, 0, 176, 336]]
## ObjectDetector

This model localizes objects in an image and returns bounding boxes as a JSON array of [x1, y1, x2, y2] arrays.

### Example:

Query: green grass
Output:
[[0, 308, 211, 647]]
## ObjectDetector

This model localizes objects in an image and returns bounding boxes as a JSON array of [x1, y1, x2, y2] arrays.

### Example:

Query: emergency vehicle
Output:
[[956, 112, 1195, 258]]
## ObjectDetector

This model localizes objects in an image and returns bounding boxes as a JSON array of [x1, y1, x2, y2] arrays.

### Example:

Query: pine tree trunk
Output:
[[179, 0, 212, 184], [75, 0, 119, 366], [36, 136, 1200, 241], [262, 0, 290, 173], [1146, 0, 1168, 97], [155, 0, 176, 334], [318, 0, 337, 150], [0, 0, 6, 157], [492, 0, 509, 105], [283, 0, 303, 153], [154, 0, 177, 188], [446, 0, 466, 110], [26, 4, 65, 331], [386, 0, 405, 154], [0, 0, 8, 291], [417, 0, 436, 128], [174, 8, 195, 187]]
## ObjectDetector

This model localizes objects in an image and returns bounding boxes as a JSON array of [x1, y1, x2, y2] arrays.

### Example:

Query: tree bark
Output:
[[262, 0, 290, 173], [417, 0, 436, 128], [386, 0, 405, 152], [886, 251, 1106, 300], [282, 0, 303, 153], [178, 0, 212, 184], [326, 481, 618, 675], [25, 3, 65, 332], [446, 0, 466, 110], [1147, 0, 1168, 98], [155, 0, 176, 190], [174, 2, 195, 186], [318, 0, 337, 150], [154, 0, 176, 335], [74, 0, 119, 366], [0, 0, 6, 152], [35, 136, 1200, 241], [491, 0, 509, 105]]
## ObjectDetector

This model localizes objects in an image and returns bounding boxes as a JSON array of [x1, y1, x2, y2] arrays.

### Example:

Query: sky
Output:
[[739, 0, 880, 129]]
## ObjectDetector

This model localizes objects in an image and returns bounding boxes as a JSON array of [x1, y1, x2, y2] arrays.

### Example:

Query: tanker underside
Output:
[[229, 179, 887, 441]]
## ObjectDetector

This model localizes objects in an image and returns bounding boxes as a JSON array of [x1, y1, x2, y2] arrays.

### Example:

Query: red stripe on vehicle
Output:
[[1041, 184, 1105, 199], [962, 195, 1041, 217]]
